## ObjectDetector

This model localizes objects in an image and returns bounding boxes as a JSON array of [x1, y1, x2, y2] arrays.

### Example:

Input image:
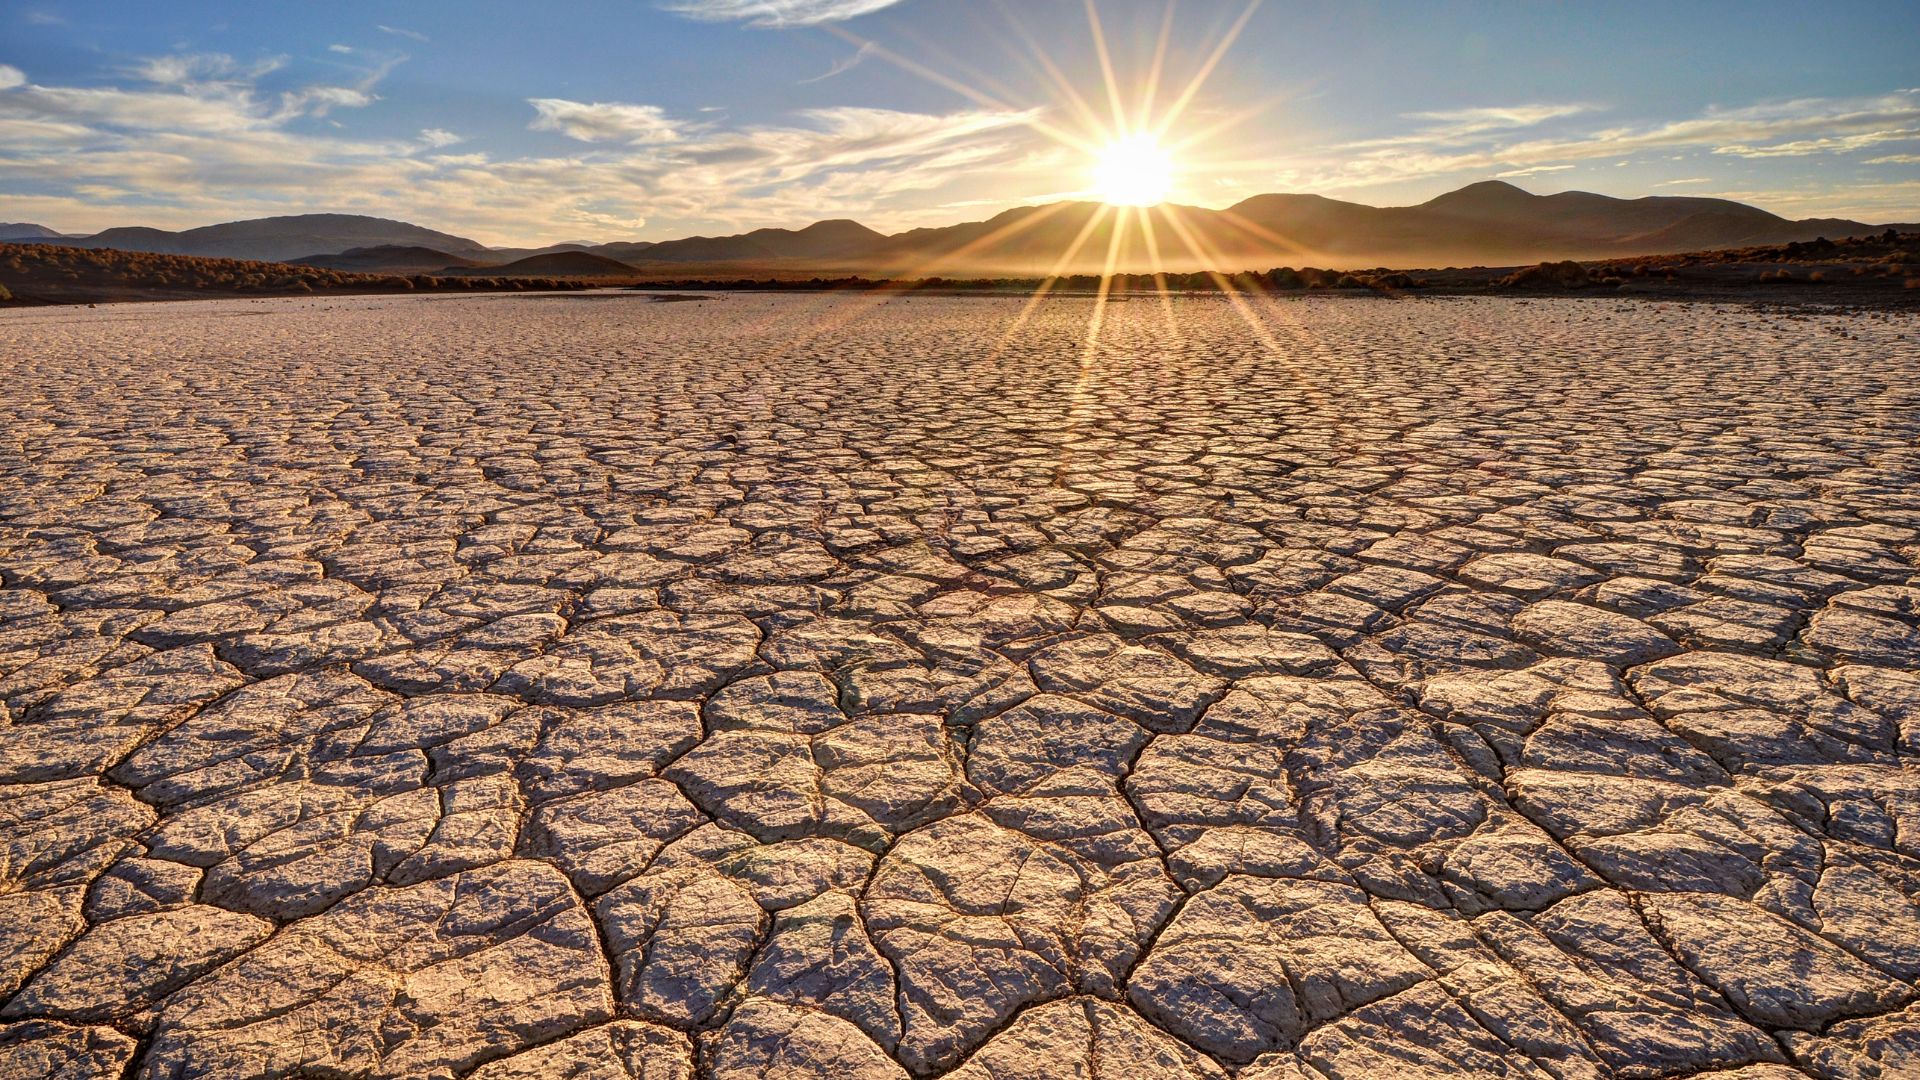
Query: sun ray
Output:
[[751, 200, 1081, 357], [990, 203, 1113, 360], [822, 25, 1102, 156], [991, 0, 1115, 151], [786, 3, 1290, 368], [1081, 203, 1131, 364], [1157, 202, 1287, 356], [1164, 98, 1279, 156], [1136, 0, 1179, 133], [1083, 0, 1130, 137], [1210, 207, 1328, 264], [1052, 206, 1135, 489], [1134, 205, 1181, 335], [1159, 202, 1345, 385], [1155, 0, 1263, 139]]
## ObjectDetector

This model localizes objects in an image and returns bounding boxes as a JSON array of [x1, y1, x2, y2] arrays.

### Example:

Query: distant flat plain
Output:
[[1, 293, 1916, 1078]]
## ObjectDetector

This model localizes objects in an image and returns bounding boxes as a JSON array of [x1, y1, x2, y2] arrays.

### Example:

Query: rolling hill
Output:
[[441, 251, 638, 277], [12, 183, 1910, 276], [291, 245, 487, 274], [0, 223, 67, 241], [594, 218, 887, 264]]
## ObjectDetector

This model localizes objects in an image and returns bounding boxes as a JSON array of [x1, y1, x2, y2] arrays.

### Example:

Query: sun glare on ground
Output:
[[1091, 133, 1175, 206]]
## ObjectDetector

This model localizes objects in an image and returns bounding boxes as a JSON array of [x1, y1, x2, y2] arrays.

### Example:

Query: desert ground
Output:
[[1, 291, 1917, 1079]]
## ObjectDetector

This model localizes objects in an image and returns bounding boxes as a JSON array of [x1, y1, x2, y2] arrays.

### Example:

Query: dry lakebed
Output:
[[0, 292, 1917, 1078]]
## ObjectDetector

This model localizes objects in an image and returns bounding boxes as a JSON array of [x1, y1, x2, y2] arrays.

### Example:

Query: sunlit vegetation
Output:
[[0, 243, 596, 304], [629, 229, 1920, 303]]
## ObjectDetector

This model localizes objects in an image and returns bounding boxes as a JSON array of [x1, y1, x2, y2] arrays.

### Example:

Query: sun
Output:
[[1090, 133, 1174, 206]]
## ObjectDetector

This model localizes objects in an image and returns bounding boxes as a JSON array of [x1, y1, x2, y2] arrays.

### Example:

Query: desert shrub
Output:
[[0, 282, 12, 301], [1499, 261, 1589, 288]]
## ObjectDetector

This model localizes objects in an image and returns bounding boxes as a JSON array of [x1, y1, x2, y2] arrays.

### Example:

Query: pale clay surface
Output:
[[0, 291, 1916, 1078]]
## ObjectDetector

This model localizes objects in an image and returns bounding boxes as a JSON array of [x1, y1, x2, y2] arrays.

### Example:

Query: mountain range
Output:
[[5, 182, 1912, 276]]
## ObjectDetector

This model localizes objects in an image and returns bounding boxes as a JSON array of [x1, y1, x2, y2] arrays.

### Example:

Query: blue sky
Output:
[[3, 0, 1917, 245]]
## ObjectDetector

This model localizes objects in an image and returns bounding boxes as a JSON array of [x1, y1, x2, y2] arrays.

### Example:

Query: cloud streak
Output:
[[1285, 90, 1920, 194], [663, 0, 907, 29], [801, 41, 876, 84]]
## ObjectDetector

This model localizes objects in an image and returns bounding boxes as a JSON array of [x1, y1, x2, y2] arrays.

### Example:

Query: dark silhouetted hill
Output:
[[292, 245, 486, 273], [0, 223, 67, 241], [596, 218, 887, 264], [445, 251, 637, 277]]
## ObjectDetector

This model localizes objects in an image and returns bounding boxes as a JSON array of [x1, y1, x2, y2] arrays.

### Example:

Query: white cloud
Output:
[[528, 98, 682, 143], [376, 24, 429, 43], [419, 128, 462, 148], [1865, 154, 1920, 165], [278, 85, 374, 119], [3, 81, 269, 133], [0, 64, 25, 90], [1494, 164, 1575, 179], [663, 0, 907, 29], [329, 44, 355, 55], [1656, 177, 1714, 186]]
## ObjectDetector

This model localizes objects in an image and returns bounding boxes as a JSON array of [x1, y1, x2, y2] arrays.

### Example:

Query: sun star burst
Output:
[[1091, 133, 1175, 206]]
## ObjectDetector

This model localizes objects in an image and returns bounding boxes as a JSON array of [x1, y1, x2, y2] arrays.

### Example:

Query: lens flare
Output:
[[1090, 133, 1174, 206]]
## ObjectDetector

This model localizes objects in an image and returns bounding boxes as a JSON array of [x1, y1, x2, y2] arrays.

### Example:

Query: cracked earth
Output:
[[1, 292, 1917, 1079]]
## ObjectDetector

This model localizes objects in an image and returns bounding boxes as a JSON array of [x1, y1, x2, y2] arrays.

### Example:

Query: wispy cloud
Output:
[[419, 128, 462, 148], [1713, 127, 1918, 158], [1494, 164, 1575, 179], [376, 24, 429, 43], [132, 52, 285, 86], [1344, 103, 1594, 151], [801, 41, 876, 84], [1865, 153, 1920, 165], [0, 64, 24, 91], [1288, 90, 1920, 194], [528, 99, 682, 144], [663, 0, 907, 29], [1676, 181, 1920, 221]]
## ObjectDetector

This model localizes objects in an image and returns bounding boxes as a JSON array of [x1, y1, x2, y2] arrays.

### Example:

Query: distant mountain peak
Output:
[[1420, 179, 1541, 209], [0, 222, 67, 239]]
